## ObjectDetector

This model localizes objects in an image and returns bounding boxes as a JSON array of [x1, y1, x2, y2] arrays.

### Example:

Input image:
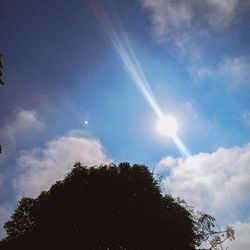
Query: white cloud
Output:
[[229, 220, 250, 250], [140, 0, 250, 89], [218, 56, 250, 85], [194, 56, 250, 86], [194, 66, 213, 79], [0, 109, 44, 142], [140, 0, 201, 60], [14, 133, 111, 198], [207, 0, 239, 27], [140, 0, 241, 47], [157, 144, 250, 249], [156, 143, 250, 217], [141, 0, 193, 40], [140, 0, 250, 79]]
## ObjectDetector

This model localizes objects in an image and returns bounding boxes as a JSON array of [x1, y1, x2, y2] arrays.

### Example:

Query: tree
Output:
[[192, 212, 235, 250], [0, 53, 4, 85], [4, 198, 39, 239], [1, 162, 234, 250], [155, 183, 235, 250], [1, 162, 197, 250]]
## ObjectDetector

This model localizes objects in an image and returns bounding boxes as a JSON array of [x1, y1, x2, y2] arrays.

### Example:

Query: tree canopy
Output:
[[0, 162, 234, 250], [1, 162, 197, 250]]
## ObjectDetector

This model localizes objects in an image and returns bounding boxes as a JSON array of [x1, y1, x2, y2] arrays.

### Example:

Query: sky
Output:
[[0, 0, 250, 248]]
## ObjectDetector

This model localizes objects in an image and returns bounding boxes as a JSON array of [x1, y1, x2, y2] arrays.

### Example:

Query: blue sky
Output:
[[1, 1, 250, 248]]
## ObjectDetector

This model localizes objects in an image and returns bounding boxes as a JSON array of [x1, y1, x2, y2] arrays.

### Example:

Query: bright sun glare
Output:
[[157, 115, 179, 138], [94, 6, 190, 157]]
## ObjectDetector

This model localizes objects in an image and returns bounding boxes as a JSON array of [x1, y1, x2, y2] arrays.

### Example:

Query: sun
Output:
[[157, 115, 178, 138]]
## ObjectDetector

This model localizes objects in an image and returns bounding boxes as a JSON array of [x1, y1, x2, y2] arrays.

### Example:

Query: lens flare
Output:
[[157, 115, 178, 138], [91, 3, 191, 158], [90, 4, 241, 226]]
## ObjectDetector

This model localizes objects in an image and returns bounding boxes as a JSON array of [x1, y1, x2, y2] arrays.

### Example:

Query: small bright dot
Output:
[[84, 121, 88, 125], [157, 115, 178, 138]]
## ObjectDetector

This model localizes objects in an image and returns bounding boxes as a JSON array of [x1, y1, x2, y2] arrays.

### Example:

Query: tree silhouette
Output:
[[1, 162, 197, 250], [193, 212, 235, 250], [0, 54, 4, 85]]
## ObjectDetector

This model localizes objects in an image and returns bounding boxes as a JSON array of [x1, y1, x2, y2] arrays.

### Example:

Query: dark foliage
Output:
[[1, 162, 196, 250], [193, 212, 235, 249], [170, 199, 235, 250], [0, 54, 4, 85]]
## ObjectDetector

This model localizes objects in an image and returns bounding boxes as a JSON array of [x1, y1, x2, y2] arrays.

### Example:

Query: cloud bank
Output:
[[140, 0, 250, 87], [1, 110, 44, 142], [157, 143, 250, 216], [195, 56, 250, 86], [140, 0, 242, 47], [14, 133, 111, 198], [0, 109, 44, 158], [229, 220, 250, 250], [156, 143, 250, 249]]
